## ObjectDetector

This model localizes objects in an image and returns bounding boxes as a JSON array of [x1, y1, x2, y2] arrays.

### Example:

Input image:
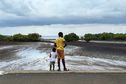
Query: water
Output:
[[0, 71, 5, 75], [0, 42, 126, 72], [42, 36, 57, 39], [66, 56, 126, 71], [0, 46, 14, 50]]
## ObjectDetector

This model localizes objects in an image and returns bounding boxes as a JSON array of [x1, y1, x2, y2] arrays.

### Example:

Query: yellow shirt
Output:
[[55, 37, 65, 50]]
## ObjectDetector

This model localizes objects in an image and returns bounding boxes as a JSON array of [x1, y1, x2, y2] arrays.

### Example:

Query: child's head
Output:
[[52, 48, 56, 52], [58, 32, 63, 37]]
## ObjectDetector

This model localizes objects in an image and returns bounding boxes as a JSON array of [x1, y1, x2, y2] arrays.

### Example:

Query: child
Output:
[[49, 48, 57, 71]]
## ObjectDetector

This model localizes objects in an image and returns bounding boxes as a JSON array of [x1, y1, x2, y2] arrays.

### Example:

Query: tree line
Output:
[[0, 33, 41, 42], [64, 32, 126, 42], [84, 33, 126, 42], [0, 32, 126, 42]]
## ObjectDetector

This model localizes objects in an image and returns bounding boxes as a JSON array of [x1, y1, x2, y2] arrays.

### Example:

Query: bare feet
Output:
[[57, 69, 61, 71], [64, 68, 69, 71]]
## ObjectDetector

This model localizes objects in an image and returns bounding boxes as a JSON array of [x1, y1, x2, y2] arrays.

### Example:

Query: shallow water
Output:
[[0, 43, 126, 72], [0, 46, 14, 50]]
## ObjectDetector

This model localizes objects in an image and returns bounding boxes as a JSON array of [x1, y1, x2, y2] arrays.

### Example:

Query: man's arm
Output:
[[54, 43, 57, 47], [64, 41, 67, 48]]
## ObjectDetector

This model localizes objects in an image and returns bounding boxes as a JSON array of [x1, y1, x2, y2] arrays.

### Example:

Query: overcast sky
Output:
[[0, 0, 126, 27]]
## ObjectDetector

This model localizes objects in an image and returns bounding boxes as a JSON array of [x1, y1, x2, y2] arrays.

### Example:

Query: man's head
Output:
[[58, 32, 63, 37]]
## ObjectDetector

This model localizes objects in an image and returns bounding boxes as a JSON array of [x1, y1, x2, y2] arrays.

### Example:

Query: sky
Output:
[[0, 0, 126, 27], [0, 24, 126, 37], [0, 0, 126, 36]]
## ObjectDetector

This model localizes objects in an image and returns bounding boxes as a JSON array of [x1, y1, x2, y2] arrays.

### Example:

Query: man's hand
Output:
[[54, 43, 57, 47], [64, 42, 67, 48]]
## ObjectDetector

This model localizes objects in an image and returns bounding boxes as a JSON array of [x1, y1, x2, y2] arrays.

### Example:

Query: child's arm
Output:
[[49, 53, 51, 58], [55, 53, 57, 58]]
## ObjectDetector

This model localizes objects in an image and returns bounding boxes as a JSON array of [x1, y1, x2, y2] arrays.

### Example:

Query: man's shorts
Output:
[[57, 50, 64, 59]]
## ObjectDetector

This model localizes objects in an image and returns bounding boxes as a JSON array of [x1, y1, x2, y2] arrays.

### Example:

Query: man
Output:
[[54, 32, 68, 71]]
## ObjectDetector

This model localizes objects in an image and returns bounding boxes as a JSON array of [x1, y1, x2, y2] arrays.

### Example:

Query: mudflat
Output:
[[0, 42, 126, 84], [67, 41, 126, 59], [0, 72, 126, 84], [0, 41, 126, 71]]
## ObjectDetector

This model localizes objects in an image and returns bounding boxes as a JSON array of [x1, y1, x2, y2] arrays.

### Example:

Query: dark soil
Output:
[[67, 41, 126, 60]]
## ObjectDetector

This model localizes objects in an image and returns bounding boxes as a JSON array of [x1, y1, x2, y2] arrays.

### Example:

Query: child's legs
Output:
[[50, 64, 52, 70], [53, 62, 55, 70], [50, 62, 53, 70]]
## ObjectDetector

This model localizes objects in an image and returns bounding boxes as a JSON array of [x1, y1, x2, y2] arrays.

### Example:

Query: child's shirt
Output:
[[50, 52, 57, 62]]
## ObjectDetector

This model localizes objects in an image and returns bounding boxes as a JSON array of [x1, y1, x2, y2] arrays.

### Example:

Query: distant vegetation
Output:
[[0, 33, 41, 42], [64, 33, 79, 42], [0, 32, 126, 42], [64, 32, 126, 42], [84, 33, 126, 42]]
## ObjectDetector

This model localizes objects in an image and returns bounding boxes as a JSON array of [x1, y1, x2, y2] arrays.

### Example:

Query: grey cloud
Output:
[[0, 0, 31, 16], [0, 16, 126, 27], [0, 0, 126, 27]]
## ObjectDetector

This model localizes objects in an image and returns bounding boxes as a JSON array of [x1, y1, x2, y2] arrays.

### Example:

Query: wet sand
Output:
[[1, 41, 126, 61], [1, 41, 126, 57], [0, 42, 52, 60], [0, 42, 126, 84], [0, 72, 126, 84], [0, 41, 126, 71], [67, 41, 126, 60]]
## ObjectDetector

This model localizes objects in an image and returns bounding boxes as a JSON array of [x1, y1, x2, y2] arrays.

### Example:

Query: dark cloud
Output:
[[0, 0, 126, 27], [0, 16, 126, 27]]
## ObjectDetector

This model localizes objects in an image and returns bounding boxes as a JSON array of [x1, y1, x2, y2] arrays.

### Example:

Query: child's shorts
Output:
[[50, 61, 55, 65]]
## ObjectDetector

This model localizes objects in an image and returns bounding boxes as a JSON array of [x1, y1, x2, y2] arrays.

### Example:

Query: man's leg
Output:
[[57, 50, 61, 71], [62, 59, 67, 70], [57, 58, 61, 71]]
